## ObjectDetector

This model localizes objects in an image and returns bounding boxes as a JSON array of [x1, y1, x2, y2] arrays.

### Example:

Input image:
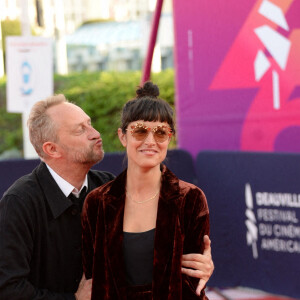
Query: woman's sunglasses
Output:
[[127, 122, 172, 143]]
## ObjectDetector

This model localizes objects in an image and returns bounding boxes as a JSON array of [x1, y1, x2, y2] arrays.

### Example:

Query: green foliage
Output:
[[0, 70, 175, 156], [1, 19, 22, 47], [1, 20, 22, 64], [0, 77, 23, 156]]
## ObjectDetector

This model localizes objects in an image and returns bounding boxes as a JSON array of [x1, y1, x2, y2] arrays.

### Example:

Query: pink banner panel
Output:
[[173, 0, 300, 157]]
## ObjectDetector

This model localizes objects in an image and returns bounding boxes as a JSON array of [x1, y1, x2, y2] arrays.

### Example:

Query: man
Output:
[[0, 95, 213, 300]]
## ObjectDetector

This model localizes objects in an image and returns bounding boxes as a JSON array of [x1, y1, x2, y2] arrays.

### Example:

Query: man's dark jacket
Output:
[[0, 162, 114, 300]]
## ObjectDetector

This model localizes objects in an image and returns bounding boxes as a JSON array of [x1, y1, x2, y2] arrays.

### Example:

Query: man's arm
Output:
[[181, 235, 214, 295], [0, 194, 90, 300]]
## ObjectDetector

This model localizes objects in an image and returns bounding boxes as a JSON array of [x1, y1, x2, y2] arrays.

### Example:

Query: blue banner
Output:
[[196, 151, 300, 298]]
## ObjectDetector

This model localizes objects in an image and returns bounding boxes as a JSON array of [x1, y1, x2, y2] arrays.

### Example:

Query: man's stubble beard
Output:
[[66, 144, 105, 167]]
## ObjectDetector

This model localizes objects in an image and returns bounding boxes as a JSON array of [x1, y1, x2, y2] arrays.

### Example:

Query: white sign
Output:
[[6, 36, 53, 113]]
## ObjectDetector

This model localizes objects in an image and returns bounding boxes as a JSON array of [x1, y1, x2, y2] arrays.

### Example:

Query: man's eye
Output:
[[76, 127, 85, 133]]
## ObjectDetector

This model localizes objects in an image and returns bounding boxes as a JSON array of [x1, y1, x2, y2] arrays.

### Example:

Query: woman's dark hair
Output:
[[120, 81, 175, 134]]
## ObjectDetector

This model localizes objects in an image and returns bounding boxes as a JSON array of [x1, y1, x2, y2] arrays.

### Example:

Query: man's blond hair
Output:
[[28, 94, 68, 158]]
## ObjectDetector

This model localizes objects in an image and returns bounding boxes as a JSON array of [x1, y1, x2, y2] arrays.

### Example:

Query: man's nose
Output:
[[88, 126, 100, 139]]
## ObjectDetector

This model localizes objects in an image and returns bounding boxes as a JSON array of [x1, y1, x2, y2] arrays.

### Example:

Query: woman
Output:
[[82, 82, 210, 299]]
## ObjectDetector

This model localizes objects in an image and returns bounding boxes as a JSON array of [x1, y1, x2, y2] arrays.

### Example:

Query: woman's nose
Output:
[[144, 131, 156, 144]]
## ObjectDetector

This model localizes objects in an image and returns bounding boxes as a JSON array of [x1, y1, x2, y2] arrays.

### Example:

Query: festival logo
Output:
[[245, 183, 258, 259], [245, 183, 300, 258], [210, 0, 300, 152]]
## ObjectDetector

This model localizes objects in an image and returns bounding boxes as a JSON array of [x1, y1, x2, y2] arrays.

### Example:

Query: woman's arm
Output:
[[182, 187, 210, 298]]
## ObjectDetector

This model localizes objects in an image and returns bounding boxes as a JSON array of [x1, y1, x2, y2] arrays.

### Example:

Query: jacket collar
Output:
[[103, 164, 181, 292], [46, 163, 88, 197], [105, 164, 180, 203], [36, 162, 73, 219], [36, 162, 98, 219]]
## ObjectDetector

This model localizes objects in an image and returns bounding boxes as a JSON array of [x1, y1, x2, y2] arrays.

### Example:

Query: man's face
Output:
[[48, 102, 104, 166]]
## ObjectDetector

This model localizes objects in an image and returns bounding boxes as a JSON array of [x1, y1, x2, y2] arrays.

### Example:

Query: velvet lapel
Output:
[[103, 170, 128, 297], [153, 165, 181, 296]]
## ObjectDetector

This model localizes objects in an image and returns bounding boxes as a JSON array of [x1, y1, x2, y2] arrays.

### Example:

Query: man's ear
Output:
[[118, 128, 127, 147], [42, 142, 62, 158]]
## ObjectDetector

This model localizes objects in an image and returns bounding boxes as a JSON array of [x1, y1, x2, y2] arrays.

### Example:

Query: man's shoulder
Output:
[[0, 167, 46, 216], [88, 169, 115, 185], [1, 162, 51, 203], [3, 169, 38, 198]]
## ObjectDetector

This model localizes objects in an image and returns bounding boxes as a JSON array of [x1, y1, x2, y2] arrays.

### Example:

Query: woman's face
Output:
[[118, 120, 172, 170]]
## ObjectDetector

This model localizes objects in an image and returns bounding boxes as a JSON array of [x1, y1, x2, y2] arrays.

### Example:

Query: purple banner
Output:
[[173, 0, 300, 157]]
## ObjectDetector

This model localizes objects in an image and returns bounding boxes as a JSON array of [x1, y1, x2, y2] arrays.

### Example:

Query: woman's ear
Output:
[[118, 128, 127, 147], [42, 142, 62, 158]]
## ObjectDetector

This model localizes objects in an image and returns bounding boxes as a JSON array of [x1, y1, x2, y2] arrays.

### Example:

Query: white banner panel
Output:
[[6, 36, 53, 113]]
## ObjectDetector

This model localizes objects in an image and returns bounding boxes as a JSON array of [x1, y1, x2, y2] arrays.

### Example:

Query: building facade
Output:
[[1, 0, 174, 73]]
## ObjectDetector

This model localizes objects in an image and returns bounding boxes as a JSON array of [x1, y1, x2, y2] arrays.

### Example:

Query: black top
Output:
[[123, 228, 155, 286], [0, 162, 115, 300]]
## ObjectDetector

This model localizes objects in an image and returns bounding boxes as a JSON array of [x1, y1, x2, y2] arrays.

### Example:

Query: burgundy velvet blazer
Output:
[[82, 165, 210, 300]]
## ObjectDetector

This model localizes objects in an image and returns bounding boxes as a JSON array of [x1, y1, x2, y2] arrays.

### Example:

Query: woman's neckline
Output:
[[123, 228, 155, 234]]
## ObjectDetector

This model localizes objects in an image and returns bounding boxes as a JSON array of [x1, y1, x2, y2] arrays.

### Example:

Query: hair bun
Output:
[[136, 81, 159, 98]]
